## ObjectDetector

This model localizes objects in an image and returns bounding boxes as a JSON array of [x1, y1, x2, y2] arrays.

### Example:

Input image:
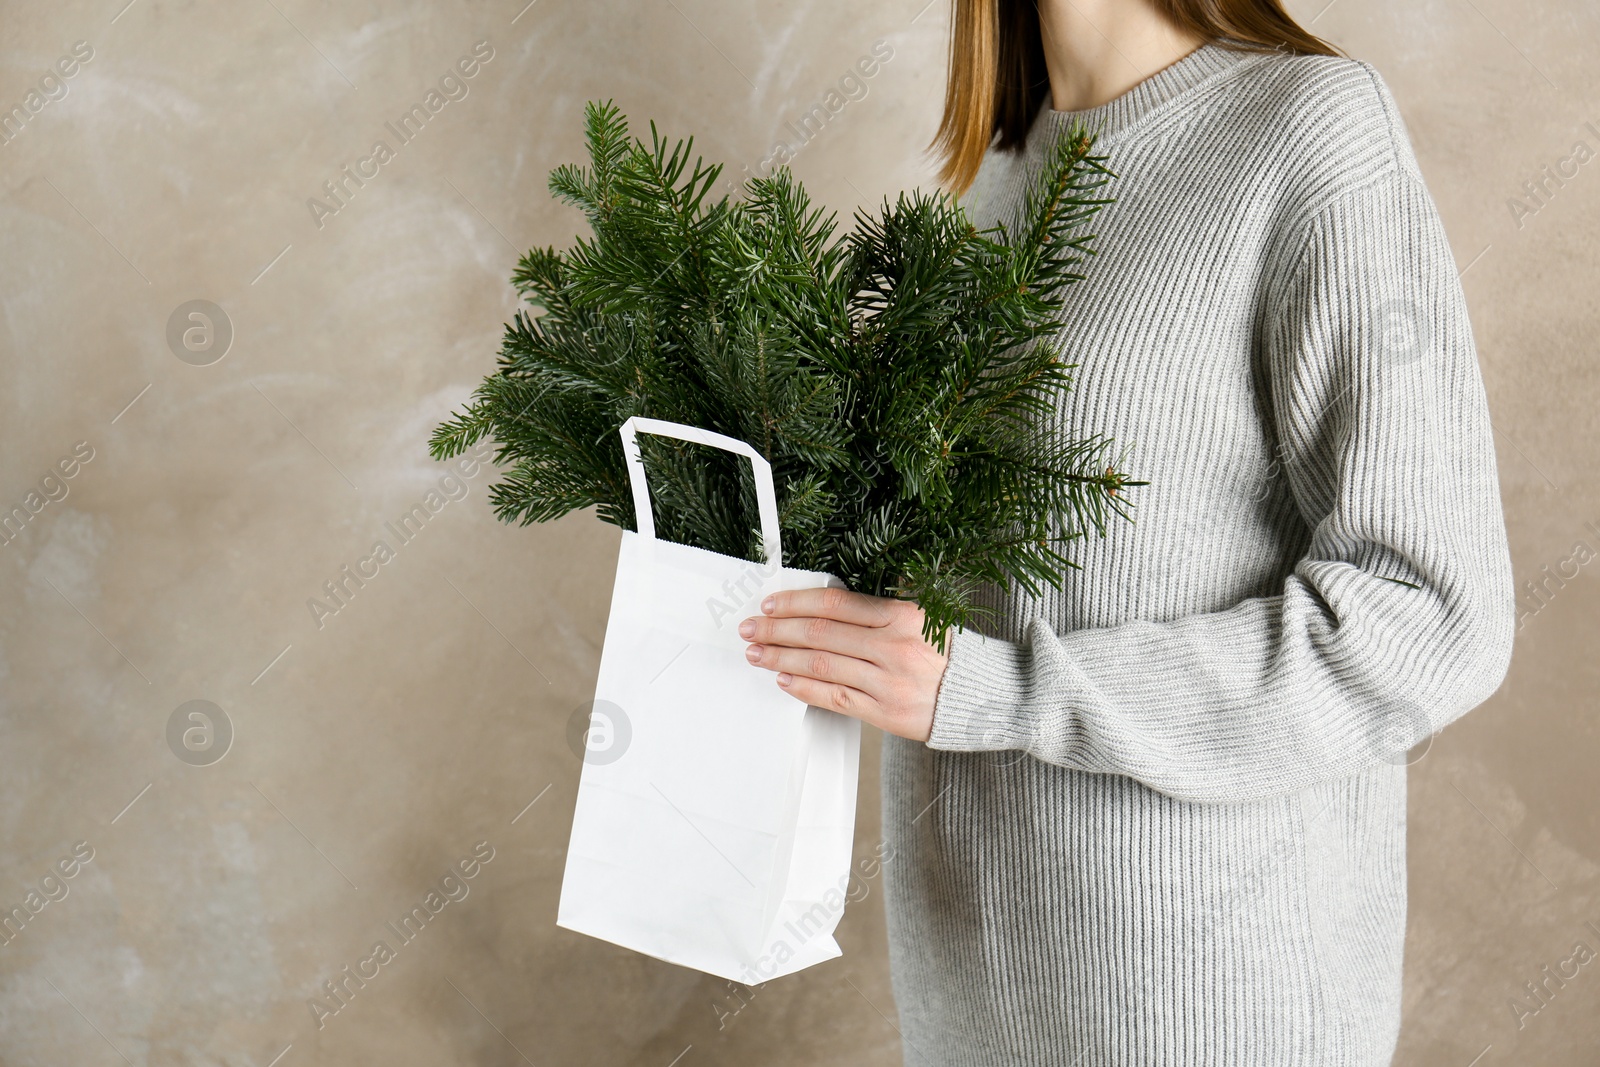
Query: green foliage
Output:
[[430, 100, 1143, 651]]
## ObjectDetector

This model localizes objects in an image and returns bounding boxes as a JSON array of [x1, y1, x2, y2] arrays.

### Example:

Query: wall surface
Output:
[[0, 1, 1596, 1064]]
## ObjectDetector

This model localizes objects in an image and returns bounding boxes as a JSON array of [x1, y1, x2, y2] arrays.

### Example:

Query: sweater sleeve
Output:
[[924, 164, 1516, 804]]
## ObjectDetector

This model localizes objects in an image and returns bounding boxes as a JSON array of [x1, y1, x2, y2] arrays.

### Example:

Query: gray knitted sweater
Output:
[[881, 40, 1514, 1067]]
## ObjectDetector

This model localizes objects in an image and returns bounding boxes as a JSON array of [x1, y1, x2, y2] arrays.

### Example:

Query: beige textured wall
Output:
[[0, 1, 1595, 1064]]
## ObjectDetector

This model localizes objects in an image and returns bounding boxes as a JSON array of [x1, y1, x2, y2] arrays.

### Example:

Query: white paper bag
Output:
[[556, 416, 861, 984]]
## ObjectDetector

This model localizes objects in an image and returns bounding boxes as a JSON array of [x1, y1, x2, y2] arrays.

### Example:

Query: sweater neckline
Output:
[[1042, 39, 1258, 143]]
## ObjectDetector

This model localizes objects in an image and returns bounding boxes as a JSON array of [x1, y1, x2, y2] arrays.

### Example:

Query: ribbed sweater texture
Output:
[[880, 40, 1515, 1067]]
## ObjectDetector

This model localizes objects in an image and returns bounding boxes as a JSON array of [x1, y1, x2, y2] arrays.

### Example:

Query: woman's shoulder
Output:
[[956, 48, 1429, 231], [1222, 46, 1424, 189], [1216, 51, 1444, 294]]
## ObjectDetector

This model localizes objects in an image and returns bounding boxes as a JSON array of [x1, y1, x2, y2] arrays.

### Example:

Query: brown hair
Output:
[[930, 0, 1345, 195]]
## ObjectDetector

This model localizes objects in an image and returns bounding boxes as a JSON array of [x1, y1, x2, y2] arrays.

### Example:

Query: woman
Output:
[[738, 0, 1514, 1063]]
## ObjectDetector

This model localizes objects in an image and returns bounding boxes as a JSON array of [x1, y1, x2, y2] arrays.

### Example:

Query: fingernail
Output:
[[761, 596, 775, 613], [738, 619, 755, 638], [745, 645, 760, 663], [776, 673, 792, 686]]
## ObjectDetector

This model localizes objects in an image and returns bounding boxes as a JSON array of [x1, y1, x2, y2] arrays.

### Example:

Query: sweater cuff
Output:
[[926, 626, 1032, 752]]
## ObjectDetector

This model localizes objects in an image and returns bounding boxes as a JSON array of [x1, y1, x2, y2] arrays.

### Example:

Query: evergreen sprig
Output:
[[430, 100, 1143, 651]]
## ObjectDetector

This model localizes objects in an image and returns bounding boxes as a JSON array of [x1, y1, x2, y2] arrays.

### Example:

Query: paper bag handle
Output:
[[619, 416, 783, 568]]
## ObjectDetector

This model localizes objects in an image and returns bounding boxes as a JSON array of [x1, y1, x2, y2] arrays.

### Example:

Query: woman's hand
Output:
[[739, 588, 949, 742]]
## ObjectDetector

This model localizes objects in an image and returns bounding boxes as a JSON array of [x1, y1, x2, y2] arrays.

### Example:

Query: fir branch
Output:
[[433, 100, 1145, 649]]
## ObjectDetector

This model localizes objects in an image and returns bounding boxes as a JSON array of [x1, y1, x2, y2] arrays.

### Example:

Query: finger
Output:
[[762, 587, 897, 627], [772, 671, 881, 723], [745, 642, 885, 693], [739, 615, 891, 662]]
